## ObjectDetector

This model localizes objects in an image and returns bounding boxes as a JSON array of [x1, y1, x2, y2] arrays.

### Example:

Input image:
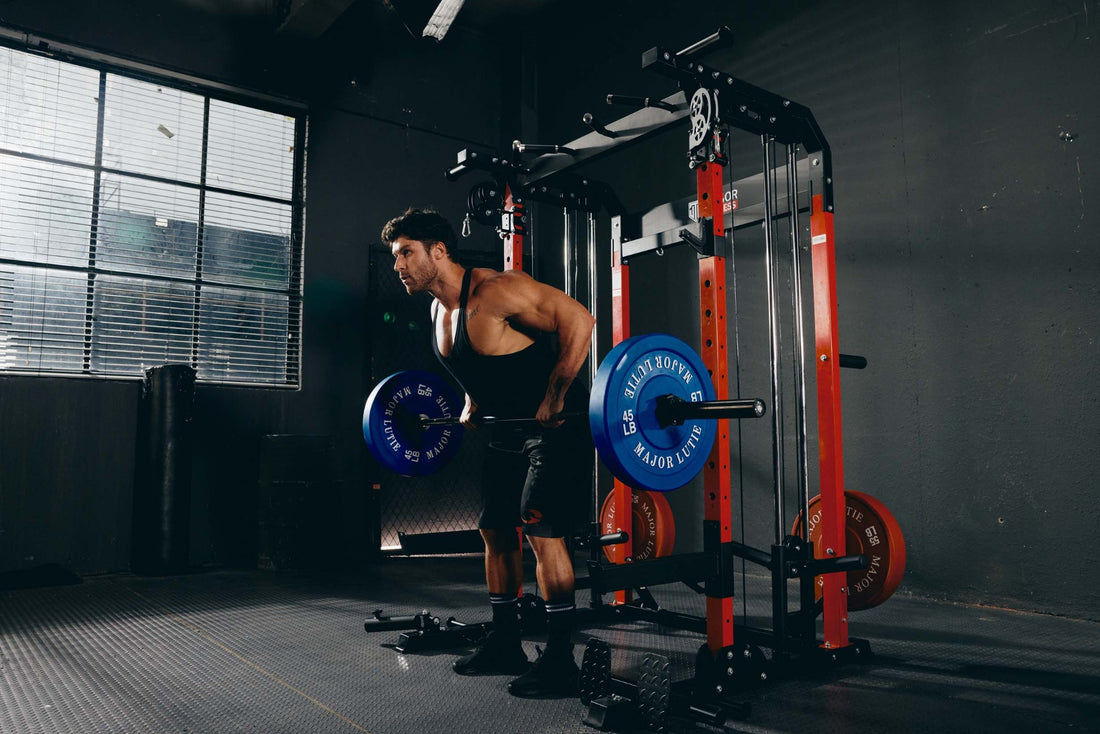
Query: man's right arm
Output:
[[460, 393, 479, 429]]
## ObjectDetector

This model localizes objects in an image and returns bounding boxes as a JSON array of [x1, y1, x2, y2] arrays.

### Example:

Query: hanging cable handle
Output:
[[676, 25, 735, 59]]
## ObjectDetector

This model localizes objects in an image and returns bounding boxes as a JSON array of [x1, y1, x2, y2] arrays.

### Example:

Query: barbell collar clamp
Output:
[[654, 394, 766, 429]]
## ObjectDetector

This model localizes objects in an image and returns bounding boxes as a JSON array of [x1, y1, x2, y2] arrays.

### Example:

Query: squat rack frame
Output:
[[435, 28, 873, 725]]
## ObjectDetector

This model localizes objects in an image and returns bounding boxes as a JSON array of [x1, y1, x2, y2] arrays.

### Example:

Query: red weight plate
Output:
[[600, 489, 676, 563], [792, 490, 906, 610], [846, 491, 906, 607]]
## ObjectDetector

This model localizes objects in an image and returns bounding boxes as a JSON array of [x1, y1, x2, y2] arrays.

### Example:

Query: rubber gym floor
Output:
[[1, 555, 1096, 734]]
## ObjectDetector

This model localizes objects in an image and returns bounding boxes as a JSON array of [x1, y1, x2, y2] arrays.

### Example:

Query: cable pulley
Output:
[[466, 181, 502, 227]]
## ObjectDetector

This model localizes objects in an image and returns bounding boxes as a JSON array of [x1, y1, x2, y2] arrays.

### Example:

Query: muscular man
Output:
[[381, 207, 595, 698]]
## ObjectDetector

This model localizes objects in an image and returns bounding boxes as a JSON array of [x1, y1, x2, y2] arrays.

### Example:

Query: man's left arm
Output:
[[540, 291, 596, 427], [492, 272, 596, 427]]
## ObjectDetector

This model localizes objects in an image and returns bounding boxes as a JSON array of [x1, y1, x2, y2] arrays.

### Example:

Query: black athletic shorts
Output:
[[479, 419, 593, 539]]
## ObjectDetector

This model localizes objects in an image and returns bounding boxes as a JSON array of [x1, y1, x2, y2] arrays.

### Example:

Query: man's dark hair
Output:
[[381, 208, 459, 261]]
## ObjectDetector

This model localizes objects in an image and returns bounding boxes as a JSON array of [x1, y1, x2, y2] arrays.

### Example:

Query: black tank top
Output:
[[432, 268, 587, 420]]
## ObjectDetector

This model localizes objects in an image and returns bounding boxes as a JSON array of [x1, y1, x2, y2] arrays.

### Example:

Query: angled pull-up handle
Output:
[[513, 140, 576, 156], [676, 25, 734, 59], [582, 112, 619, 139], [605, 94, 678, 112]]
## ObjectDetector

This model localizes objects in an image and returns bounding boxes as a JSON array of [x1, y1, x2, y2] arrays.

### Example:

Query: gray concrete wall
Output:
[[531, 0, 1099, 619]]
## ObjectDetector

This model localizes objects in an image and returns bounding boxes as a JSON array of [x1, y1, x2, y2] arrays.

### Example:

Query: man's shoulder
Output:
[[471, 267, 532, 293]]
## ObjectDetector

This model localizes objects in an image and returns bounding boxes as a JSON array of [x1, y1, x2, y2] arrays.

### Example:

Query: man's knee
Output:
[[526, 534, 568, 559], [482, 527, 521, 555]]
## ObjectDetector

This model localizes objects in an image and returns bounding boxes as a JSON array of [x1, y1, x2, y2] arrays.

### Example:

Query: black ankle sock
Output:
[[544, 596, 575, 651], [490, 593, 521, 635]]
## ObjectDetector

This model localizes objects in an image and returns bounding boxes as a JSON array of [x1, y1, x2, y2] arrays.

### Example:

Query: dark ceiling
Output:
[[167, 0, 564, 39]]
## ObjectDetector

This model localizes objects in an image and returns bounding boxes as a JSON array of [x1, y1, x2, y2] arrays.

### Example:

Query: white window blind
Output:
[[0, 45, 304, 386]]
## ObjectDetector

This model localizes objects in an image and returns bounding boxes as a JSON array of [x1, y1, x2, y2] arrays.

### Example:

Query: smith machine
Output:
[[363, 28, 906, 731]]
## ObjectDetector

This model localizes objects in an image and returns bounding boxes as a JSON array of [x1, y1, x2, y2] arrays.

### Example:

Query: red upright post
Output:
[[502, 185, 525, 569], [503, 185, 523, 272], [609, 234, 634, 603], [809, 193, 850, 650], [696, 162, 735, 653]]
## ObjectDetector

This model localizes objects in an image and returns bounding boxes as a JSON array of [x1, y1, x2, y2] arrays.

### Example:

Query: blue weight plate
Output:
[[590, 334, 717, 492], [362, 370, 463, 476]]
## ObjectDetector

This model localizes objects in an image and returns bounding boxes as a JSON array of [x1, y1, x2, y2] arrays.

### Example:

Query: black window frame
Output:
[[0, 29, 308, 388]]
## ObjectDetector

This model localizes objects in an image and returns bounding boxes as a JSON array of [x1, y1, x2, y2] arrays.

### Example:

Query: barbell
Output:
[[418, 412, 586, 427], [362, 333, 765, 491]]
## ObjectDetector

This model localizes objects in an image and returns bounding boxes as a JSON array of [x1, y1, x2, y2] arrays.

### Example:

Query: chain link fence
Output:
[[367, 245, 501, 551]]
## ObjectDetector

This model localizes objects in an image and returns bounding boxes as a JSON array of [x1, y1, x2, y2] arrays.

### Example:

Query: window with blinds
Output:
[[0, 45, 304, 386]]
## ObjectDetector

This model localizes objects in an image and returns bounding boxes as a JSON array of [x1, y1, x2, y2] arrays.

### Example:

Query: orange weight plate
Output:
[[600, 489, 676, 562], [792, 490, 906, 610]]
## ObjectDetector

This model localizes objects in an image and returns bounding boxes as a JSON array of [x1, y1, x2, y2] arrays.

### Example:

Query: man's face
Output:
[[391, 235, 439, 295]]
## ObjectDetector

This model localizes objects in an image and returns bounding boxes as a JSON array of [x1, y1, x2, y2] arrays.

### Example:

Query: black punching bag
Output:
[[132, 364, 195, 575]]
